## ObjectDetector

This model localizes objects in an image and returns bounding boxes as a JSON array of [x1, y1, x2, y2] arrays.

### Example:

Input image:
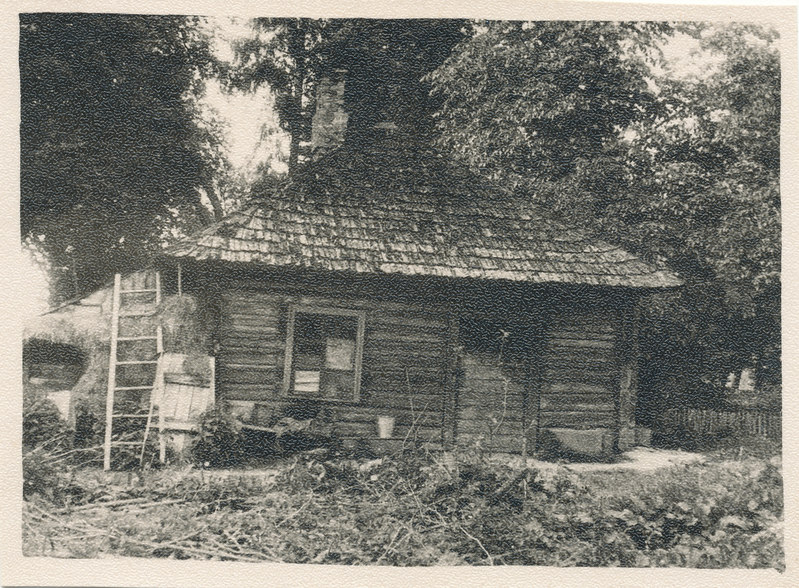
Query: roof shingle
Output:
[[165, 139, 681, 289]]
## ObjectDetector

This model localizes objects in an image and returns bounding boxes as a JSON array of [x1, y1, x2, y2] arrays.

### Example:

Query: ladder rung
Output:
[[104, 271, 162, 471]]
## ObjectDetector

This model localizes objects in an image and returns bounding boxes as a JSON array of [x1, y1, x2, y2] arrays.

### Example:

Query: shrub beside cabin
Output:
[[156, 76, 681, 458]]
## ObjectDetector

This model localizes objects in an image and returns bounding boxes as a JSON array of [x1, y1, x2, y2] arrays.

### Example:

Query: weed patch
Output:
[[23, 448, 783, 569]]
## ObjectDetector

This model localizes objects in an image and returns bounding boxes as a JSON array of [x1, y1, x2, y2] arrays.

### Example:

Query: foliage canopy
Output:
[[227, 18, 467, 169], [429, 21, 780, 397], [20, 13, 225, 302]]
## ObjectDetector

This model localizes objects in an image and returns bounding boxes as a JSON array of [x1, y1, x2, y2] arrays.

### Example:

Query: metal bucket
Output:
[[377, 416, 395, 439]]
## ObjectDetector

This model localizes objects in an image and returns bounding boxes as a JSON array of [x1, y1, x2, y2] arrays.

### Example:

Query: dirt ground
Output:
[[560, 447, 706, 472], [488, 446, 707, 473]]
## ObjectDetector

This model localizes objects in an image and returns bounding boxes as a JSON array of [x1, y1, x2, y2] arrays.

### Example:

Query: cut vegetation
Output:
[[23, 443, 783, 569]]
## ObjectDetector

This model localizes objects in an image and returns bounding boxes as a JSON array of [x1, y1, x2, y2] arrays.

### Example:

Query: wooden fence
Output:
[[660, 406, 781, 441]]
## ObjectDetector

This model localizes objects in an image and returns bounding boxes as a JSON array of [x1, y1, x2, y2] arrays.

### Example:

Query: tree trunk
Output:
[[204, 184, 226, 222], [288, 131, 300, 174], [287, 20, 307, 175]]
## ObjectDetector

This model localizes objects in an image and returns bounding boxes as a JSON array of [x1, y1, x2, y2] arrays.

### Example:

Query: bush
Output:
[[23, 398, 69, 450], [191, 407, 245, 468], [157, 294, 214, 356], [73, 400, 103, 449], [22, 449, 83, 504], [263, 446, 782, 568]]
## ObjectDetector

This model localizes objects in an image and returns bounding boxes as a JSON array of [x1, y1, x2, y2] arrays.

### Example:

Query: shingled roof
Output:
[[166, 138, 681, 289]]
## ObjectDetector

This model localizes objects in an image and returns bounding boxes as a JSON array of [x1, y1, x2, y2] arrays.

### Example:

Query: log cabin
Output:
[[160, 74, 681, 457]]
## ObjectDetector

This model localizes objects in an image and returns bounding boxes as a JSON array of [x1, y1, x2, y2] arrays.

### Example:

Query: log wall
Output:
[[538, 308, 620, 430], [452, 309, 537, 455], [204, 270, 637, 454], [215, 282, 449, 445], [455, 353, 527, 454]]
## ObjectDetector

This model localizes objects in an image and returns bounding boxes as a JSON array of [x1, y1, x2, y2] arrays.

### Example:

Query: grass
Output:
[[22, 444, 783, 569]]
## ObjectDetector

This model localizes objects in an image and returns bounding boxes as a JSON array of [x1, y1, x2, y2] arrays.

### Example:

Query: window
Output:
[[282, 305, 365, 401]]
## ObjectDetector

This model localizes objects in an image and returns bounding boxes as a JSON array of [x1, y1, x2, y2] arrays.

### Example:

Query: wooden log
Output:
[[220, 384, 280, 401], [458, 408, 523, 426], [289, 293, 449, 315], [217, 351, 281, 366], [223, 304, 281, 316], [224, 320, 280, 333], [219, 368, 278, 386], [544, 382, 614, 395], [548, 329, 615, 341], [223, 363, 278, 372], [539, 411, 616, 428], [541, 367, 617, 383], [221, 302, 280, 315], [368, 314, 448, 330], [460, 376, 528, 392], [220, 341, 285, 354], [361, 393, 444, 412], [457, 398, 524, 415], [542, 345, 614, 360], [362, 371, 443, 390], [544, 356, 616, 370], [456, 418, 523, 435], [219, 323, 280, 336], [548, 314, 615, 331], [546, 338, 615, 350], [362, 339, 446, 357], [457, 386, 521, 407], [363, 356, 446, 373], [540, 402, 615, 414], [367, 330, 443, 344], [221, 291, 282, 304], [539, 393, 614, 410], [221, 276, 452, 314]]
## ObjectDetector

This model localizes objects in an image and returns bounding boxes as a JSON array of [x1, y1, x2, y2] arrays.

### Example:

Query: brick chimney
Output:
[[310, 70, 348, 154]]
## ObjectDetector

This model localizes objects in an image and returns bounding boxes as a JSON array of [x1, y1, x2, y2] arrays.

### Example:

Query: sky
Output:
[[17, 248, 50, 323], [200, 17, 289, 178]]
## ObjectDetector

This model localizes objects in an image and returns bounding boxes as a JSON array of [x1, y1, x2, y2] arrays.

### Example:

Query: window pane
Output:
[[326, 337, 355, 370], [294, 370, 321, 393], [290, 310, 359, 400], [321, 370, 354, 400]]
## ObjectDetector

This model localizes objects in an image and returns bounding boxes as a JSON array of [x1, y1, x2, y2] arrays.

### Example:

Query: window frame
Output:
[[282, 304, 366, 402]]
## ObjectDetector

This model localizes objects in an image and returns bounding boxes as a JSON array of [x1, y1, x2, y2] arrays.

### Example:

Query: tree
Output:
[[625, 23, 781, 402], [429, 21, 780, 404], [226, 18, 333, 173], [429, 22, 667, 183], [20, 13, 225, 302], [227, 18, 467, 172]]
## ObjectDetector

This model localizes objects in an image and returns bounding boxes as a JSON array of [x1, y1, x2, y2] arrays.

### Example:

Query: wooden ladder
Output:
[[103, 271, 163, 470]]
